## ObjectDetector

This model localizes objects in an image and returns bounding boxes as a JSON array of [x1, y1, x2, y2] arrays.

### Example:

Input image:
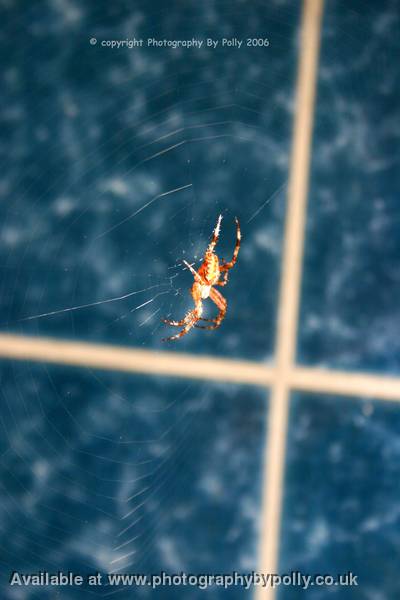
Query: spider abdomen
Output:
[[200, 254, 220, 285]]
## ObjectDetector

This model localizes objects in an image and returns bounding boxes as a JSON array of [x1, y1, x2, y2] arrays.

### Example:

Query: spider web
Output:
[[1, 9, 293, 357], [0, 0, 299, 597]]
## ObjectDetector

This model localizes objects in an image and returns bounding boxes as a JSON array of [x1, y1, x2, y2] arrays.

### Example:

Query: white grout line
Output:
[[291, 366, 400, 402], [1, 334, 400, 402], [0, 333, 274, 387], [255, 2, 325, 599]]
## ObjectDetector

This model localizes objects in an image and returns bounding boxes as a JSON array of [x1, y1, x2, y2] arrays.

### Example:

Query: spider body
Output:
[[198, 253, 220, 294], [162, 214, 241, 341]]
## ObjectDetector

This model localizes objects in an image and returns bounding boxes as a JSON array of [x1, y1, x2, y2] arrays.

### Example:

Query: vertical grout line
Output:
[[256, 2, 324, 599]]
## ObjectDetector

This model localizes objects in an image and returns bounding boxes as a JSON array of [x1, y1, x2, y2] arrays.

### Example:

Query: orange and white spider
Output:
[[162, 214, 241, 341]]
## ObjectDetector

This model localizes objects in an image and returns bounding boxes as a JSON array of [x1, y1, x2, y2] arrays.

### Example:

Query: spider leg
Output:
[[205, 214, 222, 255], [197, 317, 218, 322], [195, 287, 227, 330], [162, 311, 199, 340], [220, 217, 241, 271], [215, 269, 229, 286], [163, 317, 188, 327], [195, 319, 223, 330], [183, 260, 203, 284], [162, 283, 203, 341], [163, 265, 204, 327]]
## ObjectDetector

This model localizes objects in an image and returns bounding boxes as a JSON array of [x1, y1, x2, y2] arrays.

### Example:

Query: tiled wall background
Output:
[[0, 1, 399, 599]]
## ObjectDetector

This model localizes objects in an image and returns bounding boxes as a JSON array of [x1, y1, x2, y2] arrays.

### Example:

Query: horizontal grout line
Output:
[[292, 366, 400, 402], [0, 334, 400, 402], [0, 333, 273, 387]]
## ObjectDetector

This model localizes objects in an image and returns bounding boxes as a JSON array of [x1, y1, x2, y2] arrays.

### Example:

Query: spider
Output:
[[162, 214, 241, 341]]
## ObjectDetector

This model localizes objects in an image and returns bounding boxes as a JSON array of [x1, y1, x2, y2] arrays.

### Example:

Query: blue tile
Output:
[[279, 392, 400, 599], [0, 0, 300, 360], [0, 360, 267, 598], [298, 0, 400, 373]]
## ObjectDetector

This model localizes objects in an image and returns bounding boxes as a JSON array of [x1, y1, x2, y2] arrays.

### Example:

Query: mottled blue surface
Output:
[[0, 0, 299, 361], [0, 361, 267, 598], [279, 392, 400, 600], [298, 0, 400, 374], [0, 1, 300, 597], [2, 0, 399, 599]]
